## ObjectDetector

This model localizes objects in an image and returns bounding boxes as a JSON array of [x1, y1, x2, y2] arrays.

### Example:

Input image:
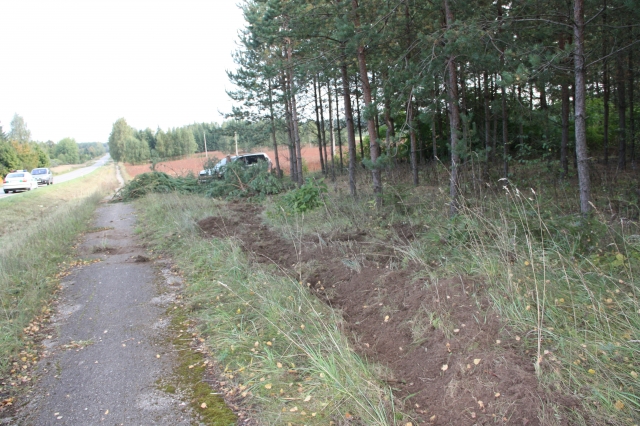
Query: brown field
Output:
[[122, 145, 348, 178]]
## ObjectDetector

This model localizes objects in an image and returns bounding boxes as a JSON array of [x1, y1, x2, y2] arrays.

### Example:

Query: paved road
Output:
[[0, 154, 111, 199], [14, 201, 195, 425]]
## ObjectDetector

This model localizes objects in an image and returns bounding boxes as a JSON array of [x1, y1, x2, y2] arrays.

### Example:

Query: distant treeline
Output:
[[107, 117, 345, 165], [0, 113, 106, 177]]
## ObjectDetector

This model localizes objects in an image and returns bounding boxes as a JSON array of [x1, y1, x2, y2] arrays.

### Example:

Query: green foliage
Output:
[[280, 177, 327, 213], [54, 137, 80, 164], [108, 118, 133, 162], [204, 160, 285, 199], [114, 172, 201, 201], [0, 139, 20, 177], [9, 113, 31, 143]]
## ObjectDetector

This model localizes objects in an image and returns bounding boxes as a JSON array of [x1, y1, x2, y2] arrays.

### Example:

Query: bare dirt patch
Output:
[[197, 203, 570, 425]]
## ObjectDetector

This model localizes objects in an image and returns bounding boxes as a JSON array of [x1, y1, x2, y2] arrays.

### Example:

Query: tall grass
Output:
[[0, 165, 118, 375], [263, 164, 639, 425], [135, 193, 398, 425]]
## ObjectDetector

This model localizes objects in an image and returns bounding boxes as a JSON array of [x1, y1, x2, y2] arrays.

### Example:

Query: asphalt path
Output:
[[15, 201, 196, 425], [0, 154, 111, 199]]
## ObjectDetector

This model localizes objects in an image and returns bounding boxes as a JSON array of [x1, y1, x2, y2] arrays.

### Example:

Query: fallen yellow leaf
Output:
[[384, 315, 389, 322], [304, 395, 311, 402], [614, 400, 624, 410], [588, 369, 596, 374], [290, 406, 298, 412], [201, 403, 207, 409], [441, 364, 448, 371], [265, 384, 272, 389], [277, 362, 283, 368], [473, 358, 481, 365]]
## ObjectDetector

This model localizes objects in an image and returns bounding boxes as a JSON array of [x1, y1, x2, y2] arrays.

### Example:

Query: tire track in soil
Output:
[[198, 202, 576, 426], [15, 202, 201, 425]]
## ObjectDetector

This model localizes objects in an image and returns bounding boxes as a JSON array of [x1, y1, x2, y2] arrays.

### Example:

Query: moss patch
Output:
[[159, 307, 237, 425]]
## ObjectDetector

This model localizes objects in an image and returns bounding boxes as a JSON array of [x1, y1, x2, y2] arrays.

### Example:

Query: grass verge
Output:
[[263, 172, 640, 425], [135, 193, 398, 425], [0, 164, 118, 377]]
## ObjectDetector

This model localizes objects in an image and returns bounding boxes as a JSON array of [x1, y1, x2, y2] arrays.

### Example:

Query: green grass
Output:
[[263, 167, 640, 425], [126, 158, 639, 425], [0, 165, 119, 377], [0, 165, 120, 239], [135, 193, 397, 425]]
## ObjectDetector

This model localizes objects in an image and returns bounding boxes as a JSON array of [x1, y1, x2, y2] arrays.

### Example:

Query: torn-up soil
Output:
[[197, 202, 572, 425]]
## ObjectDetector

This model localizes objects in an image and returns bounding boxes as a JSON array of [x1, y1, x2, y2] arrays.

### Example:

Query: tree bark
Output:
[[268, 79, 282, 178], [341, 56, 357, 196], [282, 70, 297, 181], [326, 78, 336, 182], [616, 52, 626, 170], [335, 79, 344, 173], [352, 0, 382, 204], [444, 0, 461, 216], [501, 83, 509, 178], [283, 32, 303, 186], [313, 76, 326, 174], [483, 72, 491, 164], [602, 0, 610, 166], [629, 39, 635, 169], [574, 0, 591, 214], [355, 75, 365, 160], [561, 80, 570, 177], [408, 92, 419, 185]]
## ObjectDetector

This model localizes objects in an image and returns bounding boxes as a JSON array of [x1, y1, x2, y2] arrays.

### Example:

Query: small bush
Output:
[[281, 177, 327, 213]]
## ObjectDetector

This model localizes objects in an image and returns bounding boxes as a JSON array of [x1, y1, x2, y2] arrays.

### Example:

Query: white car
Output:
[[3, 171, 39, 193]]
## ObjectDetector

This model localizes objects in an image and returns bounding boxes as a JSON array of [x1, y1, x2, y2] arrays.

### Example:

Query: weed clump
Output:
[[279, 177, 327, 213]]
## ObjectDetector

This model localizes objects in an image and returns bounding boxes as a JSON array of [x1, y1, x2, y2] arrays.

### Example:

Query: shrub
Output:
[[281, 177, 327, 213]]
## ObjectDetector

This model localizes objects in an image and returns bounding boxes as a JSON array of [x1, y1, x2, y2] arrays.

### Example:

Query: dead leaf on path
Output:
[[201, 403, 207, 409], [474, 358, 481, 365]]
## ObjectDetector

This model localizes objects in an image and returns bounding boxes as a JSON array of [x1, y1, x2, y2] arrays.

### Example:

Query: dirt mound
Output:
[[197, 204, 562, 425]]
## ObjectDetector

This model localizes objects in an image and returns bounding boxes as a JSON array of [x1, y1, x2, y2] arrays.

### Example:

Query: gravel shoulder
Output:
[[15, 202, 196, 425]]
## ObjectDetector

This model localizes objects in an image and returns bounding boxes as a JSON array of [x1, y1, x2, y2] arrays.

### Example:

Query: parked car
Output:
[[31, 167, 54, 185], [199, 153, 272, 180], [3, 171, 39, 193]]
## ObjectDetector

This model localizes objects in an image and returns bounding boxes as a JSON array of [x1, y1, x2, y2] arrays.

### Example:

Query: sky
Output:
[[1, 0, 246, 143]]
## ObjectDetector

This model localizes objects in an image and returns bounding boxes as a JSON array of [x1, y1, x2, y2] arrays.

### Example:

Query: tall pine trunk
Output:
[[268, 79, 282, 178], [616, 53, 627, 170], [335, 79, 344, 173], [408, 92, 419, 185], [574, 0, 591, 214], [483, 72, 491, 165], [602, 1, 610, 166], [355, 76, 365, 160], [313, 76, 326, 174], [444, 0, 461, 216], [282, 71, 297, 182], [629, 41, 635, 169], [341, 56, 357, 196], [284, 40, 303, 186], [327, 78, 336, 182], [352, 0, 382, 204]]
